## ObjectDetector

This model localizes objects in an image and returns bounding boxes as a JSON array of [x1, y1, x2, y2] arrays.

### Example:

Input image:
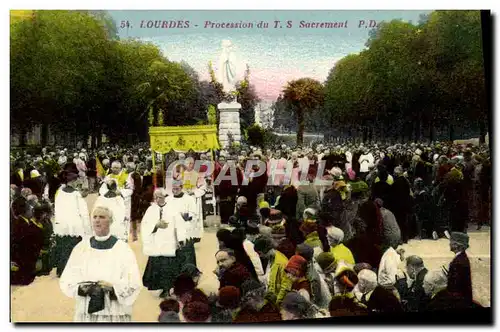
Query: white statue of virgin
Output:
[[217, 40, 242, 94]]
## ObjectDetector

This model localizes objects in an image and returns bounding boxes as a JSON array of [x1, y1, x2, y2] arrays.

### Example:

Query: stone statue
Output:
[[217, 40, 243, 149], [218, 40, 238, 93]]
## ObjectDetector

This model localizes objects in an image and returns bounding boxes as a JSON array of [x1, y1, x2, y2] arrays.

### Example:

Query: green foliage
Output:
[[157, 109, 164, 126], [207, 105, 217, 125], [245, 124, 281, 148], [148, 106, 154, 126], [10, 10, 216, 146], [322, 10, 487, 142], [282, 78, 324, 146], [236, 70, 261, 130], [246, 124, 266, 147]]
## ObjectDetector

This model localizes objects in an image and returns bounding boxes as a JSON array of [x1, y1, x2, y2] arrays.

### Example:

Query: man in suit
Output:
[[396, 255, 429, 312], [447, 232, 473, 305]]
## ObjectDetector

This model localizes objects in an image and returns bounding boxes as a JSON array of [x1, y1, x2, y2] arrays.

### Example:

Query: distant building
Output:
[[254, 101, 274, 129]]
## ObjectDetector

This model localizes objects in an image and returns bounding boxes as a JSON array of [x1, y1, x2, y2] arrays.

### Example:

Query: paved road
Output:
[[10, 194, 491, 322]]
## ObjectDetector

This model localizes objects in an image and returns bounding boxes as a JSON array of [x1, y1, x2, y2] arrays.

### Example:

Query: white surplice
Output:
[[165, 193, 200, 240], [59, 235, 142, 322], [181, 170, 207, 238], [99, 174, 133, 240], [141, 203, 187, 257], [94, 195, 127, 242], [54, 189, 92, 237]]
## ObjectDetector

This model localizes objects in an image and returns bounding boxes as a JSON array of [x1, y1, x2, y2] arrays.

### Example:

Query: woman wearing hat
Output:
[[233, 279, 281, 322], [280, 292, 320, 320], [326, 226, 355, 265], [277, 255, 311, 302], [447, 232, 473, 305], [253, 236, 290, 302], [210, 286, 241, 322]]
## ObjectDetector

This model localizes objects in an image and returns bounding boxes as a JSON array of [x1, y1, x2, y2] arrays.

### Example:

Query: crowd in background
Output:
[[10, 139, 491, 321]]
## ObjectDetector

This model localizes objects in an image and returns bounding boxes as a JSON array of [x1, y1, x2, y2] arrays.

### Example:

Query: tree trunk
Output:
[[414, 115, 421, 143], [400, 120, 405, 142], [41, 123, 49, 147], [19, 127, 27, 147], [449, 122, 455, 142], [479, 118, 486, 144], [362, 126, 368, 143], [296, 109, 304, 146], [429, 116, 435, 142], [96, 128, 102, 148]]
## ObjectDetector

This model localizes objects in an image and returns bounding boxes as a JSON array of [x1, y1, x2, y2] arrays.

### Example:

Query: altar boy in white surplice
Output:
[[60, 206, 141, 322], [164, 178, 199, 267]]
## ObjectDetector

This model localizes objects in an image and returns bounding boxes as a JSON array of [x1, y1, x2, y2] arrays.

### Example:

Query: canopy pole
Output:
[[162, 153, 166, 188], [209, 148, 217, 216], [152, 150, 156, 189]]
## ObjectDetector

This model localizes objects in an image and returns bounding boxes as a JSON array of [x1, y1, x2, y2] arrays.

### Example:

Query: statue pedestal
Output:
[[218, 101, 242, 148]]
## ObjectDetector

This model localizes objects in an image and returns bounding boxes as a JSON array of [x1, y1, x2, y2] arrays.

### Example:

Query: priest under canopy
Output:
[[59, 206, 142, 322]]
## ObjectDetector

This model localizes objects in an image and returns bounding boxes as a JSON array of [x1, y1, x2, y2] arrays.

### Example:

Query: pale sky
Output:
[[109, 10, 430, 101]]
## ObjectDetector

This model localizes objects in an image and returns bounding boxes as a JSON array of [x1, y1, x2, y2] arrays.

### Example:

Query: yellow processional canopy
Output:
[[149, 125, 220, 187], [149, 125, 220, 153]]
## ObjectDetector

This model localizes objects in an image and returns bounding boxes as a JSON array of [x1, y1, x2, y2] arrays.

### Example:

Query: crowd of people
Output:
[[10, 139, 491, 322]]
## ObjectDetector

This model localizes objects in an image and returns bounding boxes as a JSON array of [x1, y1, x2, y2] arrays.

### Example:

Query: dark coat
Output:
[[366, 286, 404, 313], [345, 233, 383, 269], [414, 190, 433, 226], [214, 163, 241, 198], [219, 262, 252, 291], [276, 186, 298, 221], [351, 151, 362, 175], [86, 158, 97, 177], [10, 169, 28, 187], [129, 171, 143, 221], [371, 181, 391, 204], [233, 302, 282, 323], [396, 268, 430, 312], [320, 187, 344, 226], [425, 289, 471, 311], [447, 251, 473, 304], [23, 177, 45, 198], [11, 215, 45, 285]]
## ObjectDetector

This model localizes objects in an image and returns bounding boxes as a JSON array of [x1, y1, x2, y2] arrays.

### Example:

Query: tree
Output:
[[422, 10, 486, 141], [246, 124, 266, 148], [11, 10, 114, 146], [137, 60, 196, 126], [282, 78, 324, 146], [271, 95, 293, 131], [323, 11, 486, 143], [236, 65, 260, 130]]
